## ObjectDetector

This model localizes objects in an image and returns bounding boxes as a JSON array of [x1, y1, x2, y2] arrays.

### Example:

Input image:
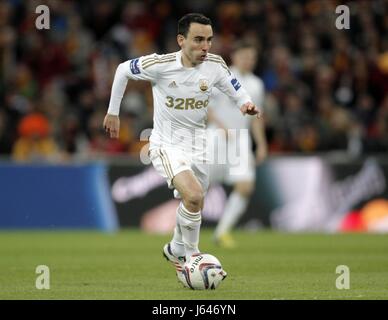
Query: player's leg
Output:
[[149, 148, 188, 258], [214, 180, 254, 246], [169, 213, 185, 257], [214, 149, 256, 247], [149, 148, 195, 286], [172, 169, 204, 261]]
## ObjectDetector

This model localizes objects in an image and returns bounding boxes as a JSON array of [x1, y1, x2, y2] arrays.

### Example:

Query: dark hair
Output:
[[231, 40, 259, 54], [177, 13, 212, 38]]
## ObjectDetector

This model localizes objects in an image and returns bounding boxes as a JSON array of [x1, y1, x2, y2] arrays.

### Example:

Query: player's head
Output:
[[177, 13, 213, 66], [231, 41, 258, 73]]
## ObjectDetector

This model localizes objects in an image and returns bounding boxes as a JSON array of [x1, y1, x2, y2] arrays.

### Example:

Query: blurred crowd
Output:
[[0, 0, 387, 162]]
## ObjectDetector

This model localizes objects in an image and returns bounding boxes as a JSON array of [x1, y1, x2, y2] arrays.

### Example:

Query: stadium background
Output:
[[0, 0, 388, 301], [1, 0, 387, 232]]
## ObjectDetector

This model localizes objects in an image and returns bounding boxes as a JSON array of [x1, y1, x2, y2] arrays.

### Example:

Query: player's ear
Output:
[[177, 34, 185, 47]]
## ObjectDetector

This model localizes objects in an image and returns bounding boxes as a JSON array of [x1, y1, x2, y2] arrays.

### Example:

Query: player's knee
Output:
[[235, 181, 254, 198], [184, 190, 204, 212]]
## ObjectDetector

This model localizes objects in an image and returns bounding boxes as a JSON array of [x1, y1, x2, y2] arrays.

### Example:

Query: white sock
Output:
[[215, 191, 248, 237], [177, 202, 201, 261], [170, 208, 185, 258]]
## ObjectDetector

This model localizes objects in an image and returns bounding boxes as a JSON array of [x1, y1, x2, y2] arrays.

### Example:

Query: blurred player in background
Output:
[[208, 42, 268, 248], [103, 13, 261, 284]]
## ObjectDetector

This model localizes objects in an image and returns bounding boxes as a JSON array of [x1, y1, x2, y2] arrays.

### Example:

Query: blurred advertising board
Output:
[[109, 156, 388, 233]]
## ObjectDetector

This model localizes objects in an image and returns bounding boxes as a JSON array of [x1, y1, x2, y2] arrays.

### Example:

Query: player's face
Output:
[[178, 23, 213, 66], [232, 48, 257, 73]]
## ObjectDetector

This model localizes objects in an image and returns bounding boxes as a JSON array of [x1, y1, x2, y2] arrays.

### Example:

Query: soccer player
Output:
[[207, 42, 268, 248], [103, 13, 261, 283]]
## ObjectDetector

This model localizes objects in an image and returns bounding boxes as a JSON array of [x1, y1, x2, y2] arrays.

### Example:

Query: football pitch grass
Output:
[[0, 229, 387, 300]]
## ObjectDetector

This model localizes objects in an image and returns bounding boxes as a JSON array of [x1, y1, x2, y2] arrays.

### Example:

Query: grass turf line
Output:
[[0, 229, 387, 299]]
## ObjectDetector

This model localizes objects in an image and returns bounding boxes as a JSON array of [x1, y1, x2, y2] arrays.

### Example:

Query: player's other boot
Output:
[[214, 233, 236, 249], [162, 243, 187, 285]]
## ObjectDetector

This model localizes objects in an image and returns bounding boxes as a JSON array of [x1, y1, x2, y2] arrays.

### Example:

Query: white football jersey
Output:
[[108, 51, 252, 156], [209, 66, 264, 131]]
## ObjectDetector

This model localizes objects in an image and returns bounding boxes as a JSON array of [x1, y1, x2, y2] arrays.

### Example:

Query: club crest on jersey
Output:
[[199, 79, 209, 92]]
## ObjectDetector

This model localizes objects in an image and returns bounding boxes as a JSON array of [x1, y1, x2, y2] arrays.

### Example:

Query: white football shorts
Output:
[[149, 147, 209, 198], [207, 131, 256, 185]]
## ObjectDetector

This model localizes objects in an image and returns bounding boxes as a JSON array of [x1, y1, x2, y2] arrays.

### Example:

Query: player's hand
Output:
[[240, 102, 262, 118], [103, 114, 120, 139]]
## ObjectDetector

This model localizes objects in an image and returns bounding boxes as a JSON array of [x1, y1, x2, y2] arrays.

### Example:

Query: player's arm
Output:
[[104, 54, 160, 138], [251, 117, 268, 164], [249, 78, 268, 164], [214, 59, 262, 118]]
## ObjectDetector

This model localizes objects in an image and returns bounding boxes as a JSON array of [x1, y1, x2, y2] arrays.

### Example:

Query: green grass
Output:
[[0, 229, 387, 300]]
